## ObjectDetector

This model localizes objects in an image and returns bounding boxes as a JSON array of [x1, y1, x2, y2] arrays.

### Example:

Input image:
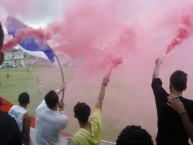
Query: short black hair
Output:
[[170, 70, 187, 92], [74, 102, 91, 124], [0, 23, 4, 49], [18, 92, 30, 105], [116, 125, 153, 145], [45, 90, 59, 109]]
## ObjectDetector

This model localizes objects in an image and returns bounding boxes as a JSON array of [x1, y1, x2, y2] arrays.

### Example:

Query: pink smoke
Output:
[[109, 57, 122, 68], [47, 0, 134, 71], [3, 27, 50, 51], [165, 12, 193, 55], [3, 0, 193, 142]]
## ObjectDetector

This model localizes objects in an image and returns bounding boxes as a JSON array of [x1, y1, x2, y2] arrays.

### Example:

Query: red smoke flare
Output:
[[111, 57, 122, 68], [166, 13, 193, 54]]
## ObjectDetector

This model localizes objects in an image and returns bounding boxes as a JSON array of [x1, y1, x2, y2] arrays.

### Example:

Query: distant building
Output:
[[1, 47, 81, 68], [2, 49, 24, 67], [1, 49, 52, 68]]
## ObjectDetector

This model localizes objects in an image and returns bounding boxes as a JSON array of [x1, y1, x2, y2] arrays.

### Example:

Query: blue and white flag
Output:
[[5, 16, 56, 63]]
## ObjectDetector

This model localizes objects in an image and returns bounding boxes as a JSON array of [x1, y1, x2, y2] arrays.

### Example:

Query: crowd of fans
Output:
[[0, 21, 193, 145]]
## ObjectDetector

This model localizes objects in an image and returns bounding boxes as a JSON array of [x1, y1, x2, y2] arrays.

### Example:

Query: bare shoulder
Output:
[[23, 112, 31, 122]]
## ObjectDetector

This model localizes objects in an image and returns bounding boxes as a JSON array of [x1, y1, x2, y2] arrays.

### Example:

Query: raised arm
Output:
[[152, 58, 163, 79], [95, 74, 110, 110], [56, 84, 66, 112], [55, 84, 65, 96], [167, 97, 193, 143], [23, 113, 31, 145]]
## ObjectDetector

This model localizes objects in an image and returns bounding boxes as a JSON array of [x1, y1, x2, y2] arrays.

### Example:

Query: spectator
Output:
[[7, 73, 9, 80], [0, 21, 21, 145], [71, 74, 110, 145], [36, 76, 43, 94], [0, 23, 4, 65], [9, 92, 31, 145], [35, 85, 68, 145], [151, 58, 193, 145], [0, 97, 22, 145], [167, 97, 193, 143], [116, 125, 154, 145]]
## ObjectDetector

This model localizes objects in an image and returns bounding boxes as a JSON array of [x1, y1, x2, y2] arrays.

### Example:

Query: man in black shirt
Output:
[[0, 22, 4, 65], [151, 58, 193, 145], [0, 97, 22, 145], [0, 22, 21, 145]]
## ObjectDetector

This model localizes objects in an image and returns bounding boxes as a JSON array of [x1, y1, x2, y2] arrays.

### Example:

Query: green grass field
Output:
[[0, 67, 121, 142], [0, 67, 60, 114]]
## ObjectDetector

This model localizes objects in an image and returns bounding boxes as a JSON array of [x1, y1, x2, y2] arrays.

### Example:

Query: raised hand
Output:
[[155, 58, 163, 66], [102, 73, 110, 86]]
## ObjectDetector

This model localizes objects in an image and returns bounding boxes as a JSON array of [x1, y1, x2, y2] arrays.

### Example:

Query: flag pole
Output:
[[53, 52, 65, 101]]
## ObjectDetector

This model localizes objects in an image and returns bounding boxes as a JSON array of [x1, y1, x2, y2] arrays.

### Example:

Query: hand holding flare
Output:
[[103, 57, 122, 84]]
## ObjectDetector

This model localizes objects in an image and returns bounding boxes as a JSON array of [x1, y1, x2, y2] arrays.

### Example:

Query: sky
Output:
[[1, 0, 193, 141], [0, 0, 66, 28]]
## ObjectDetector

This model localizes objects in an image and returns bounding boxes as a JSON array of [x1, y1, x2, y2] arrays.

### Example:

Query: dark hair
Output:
[[0, 23, 4, 65], [170, 70, 187, 92], [45, 90, 59, 109], [116, 125, 154, 145], [18, 92, 30, 105], [0, 23, 4, 49], [74, 102, 91, 124]]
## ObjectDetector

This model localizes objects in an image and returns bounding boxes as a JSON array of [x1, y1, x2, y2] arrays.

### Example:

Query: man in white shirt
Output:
[[9, 92, 31, 145], [35, 88, 68, 145]]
